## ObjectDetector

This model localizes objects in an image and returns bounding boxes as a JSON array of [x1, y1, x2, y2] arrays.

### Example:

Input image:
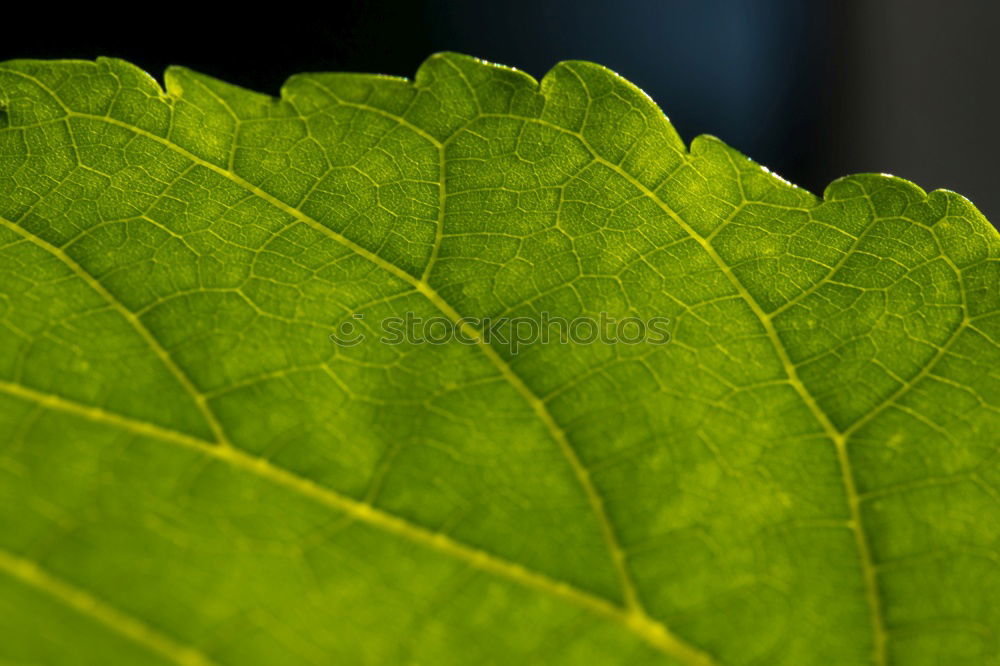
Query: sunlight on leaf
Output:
[[0, 53, 998, 665]]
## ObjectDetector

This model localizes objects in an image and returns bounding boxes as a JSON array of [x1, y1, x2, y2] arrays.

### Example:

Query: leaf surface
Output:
[[0, 53, 998, 665]]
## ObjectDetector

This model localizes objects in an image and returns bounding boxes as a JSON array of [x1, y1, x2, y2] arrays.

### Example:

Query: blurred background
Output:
[[5, 0, 997, 223]]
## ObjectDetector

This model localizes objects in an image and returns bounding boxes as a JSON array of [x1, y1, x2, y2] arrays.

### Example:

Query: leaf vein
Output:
[[0, 547, 217, 666], [0, 213, 230, 446], [54, 102, 647, 631], [0, 378, 715, 666]]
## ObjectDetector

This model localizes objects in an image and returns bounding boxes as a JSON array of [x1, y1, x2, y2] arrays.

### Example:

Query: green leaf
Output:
[[0, 52, 997, 666]]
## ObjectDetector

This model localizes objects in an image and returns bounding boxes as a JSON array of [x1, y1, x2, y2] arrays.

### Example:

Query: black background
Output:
[[5, 0, 998, 223]]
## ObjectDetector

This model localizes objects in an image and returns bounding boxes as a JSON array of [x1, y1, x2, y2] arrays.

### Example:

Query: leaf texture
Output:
[[0, 53, 998, 665]]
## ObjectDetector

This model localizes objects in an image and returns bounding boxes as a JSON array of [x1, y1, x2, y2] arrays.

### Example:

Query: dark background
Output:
[[5, 0, 998, 223]]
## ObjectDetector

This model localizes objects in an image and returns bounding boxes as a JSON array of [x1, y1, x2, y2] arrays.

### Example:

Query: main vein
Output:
[[0, 379, 714, 666], [0, 546, 216, 666]]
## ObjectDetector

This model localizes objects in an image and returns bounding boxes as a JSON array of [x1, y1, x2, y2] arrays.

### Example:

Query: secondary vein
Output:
[[63, 104, 647, 627], [466, 93, 892, 664], [582, 144, 890, 666]]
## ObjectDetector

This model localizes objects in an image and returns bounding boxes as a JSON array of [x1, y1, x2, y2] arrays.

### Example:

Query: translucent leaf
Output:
[[0, 53, 998, 665]]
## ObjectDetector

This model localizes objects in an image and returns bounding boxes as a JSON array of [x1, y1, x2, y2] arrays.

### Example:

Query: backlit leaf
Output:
[[0, 53, 998, 665]]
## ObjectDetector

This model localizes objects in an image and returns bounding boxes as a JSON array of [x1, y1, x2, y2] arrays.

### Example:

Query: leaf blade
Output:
[[0, 52, 997, 665]]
